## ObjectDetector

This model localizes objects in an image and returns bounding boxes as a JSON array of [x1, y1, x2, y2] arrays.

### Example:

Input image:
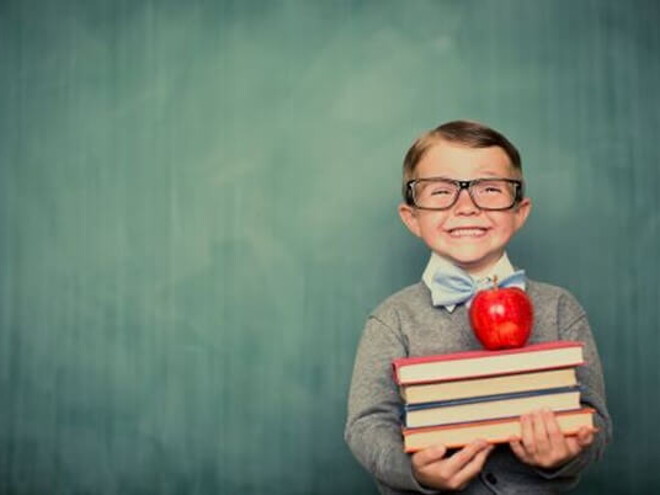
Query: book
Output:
[[401, 368, 577, 405], [403, 408, 595, 452], [404, 386, 581, 428], [393, 341, 584, 386]]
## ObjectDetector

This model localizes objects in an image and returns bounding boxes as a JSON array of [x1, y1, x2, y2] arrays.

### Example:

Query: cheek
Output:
[[496, 219, 520, 239], [488, 212, 518, 230], [419, 220, 445, 239], [419, 212, 448, 228]]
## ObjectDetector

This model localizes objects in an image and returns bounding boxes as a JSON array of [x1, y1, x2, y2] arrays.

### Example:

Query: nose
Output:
[[453, 188, 479, 214]]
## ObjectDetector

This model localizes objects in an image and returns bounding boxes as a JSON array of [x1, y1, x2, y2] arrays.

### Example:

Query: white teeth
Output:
[[449, 228, 486, 238]]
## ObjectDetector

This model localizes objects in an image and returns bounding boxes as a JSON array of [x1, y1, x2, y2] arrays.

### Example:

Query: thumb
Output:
[[576, 427, 594, 447]]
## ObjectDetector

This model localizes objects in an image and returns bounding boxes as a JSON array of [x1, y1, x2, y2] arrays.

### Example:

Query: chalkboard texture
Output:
[[1, 1, 659, 493]]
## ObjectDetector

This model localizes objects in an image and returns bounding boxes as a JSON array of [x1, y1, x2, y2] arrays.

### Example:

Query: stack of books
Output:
[[392, 341, 595, 453]]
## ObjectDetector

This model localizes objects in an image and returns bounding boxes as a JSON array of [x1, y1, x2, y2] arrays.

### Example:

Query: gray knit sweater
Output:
[[345, 279, 611, 494]]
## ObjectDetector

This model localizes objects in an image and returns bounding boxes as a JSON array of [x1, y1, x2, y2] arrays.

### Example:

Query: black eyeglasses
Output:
[[405, 177, 524, 211]]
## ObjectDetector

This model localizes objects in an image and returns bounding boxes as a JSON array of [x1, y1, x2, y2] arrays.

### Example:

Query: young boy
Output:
[[344, 121, 611, 494]]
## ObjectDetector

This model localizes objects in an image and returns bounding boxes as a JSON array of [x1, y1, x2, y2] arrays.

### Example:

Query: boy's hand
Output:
[[509, 408, 594, 469], [411, 440, 494, 491]]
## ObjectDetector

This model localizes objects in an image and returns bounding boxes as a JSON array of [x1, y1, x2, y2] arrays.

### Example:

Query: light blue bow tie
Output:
[[429, 265, 526, 308]]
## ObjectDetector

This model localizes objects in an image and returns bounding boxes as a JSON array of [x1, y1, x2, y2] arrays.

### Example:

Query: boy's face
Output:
[[399, 140, 531, 275]]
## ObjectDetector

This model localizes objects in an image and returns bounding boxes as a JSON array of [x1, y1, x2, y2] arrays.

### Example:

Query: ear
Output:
[[398, 203, 422, 238], [513, 197, 532, 231]]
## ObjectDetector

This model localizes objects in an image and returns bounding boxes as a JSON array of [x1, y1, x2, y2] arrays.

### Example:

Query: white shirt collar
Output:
[[422, 252, 516, 311]]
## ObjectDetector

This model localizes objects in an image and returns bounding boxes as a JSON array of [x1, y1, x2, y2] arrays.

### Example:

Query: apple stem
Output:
[[493, 274, 499, 287]]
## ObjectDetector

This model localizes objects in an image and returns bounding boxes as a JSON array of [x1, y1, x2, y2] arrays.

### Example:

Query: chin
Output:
[[445, 257, 485, 271], [447, 253, 499, 272]]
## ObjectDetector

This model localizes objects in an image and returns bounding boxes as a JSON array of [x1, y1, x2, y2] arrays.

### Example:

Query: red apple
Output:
[[469, 287, 533, 350]]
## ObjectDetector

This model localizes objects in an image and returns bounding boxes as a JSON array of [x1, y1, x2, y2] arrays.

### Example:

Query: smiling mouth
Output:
[[447, 227, 488, 238]]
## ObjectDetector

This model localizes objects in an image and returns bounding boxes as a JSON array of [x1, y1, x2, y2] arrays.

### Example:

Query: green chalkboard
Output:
[[1, 0, 659, 493]]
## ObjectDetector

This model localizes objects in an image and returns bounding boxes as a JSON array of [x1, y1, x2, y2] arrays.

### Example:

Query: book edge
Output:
[[402, 408, 595, 452]]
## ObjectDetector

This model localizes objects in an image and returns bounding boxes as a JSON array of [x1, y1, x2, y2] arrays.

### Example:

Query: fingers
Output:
[[437, 440, 494, 491], [444, 440, 491, 473], [450, 442, 495, 488], [543, 409, 565, 443], [510, 409, 593, 469], [411, 443, 447, 468], [564, 435, 581, 458], [412, 440, 494, 491], [519, 411, 539, 455], [509, 436, 529, 462]]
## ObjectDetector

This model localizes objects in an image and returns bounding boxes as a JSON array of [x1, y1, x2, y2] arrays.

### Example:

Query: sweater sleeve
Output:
[[536, 291, 612, 480], [344, 315, 443, 494]]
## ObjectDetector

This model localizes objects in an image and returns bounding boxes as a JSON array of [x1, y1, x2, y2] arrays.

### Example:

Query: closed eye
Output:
[[430, 187, 454, 196]]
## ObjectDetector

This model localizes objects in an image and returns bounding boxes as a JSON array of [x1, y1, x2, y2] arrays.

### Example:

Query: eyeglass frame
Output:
[[404, 177, 525, 211]]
